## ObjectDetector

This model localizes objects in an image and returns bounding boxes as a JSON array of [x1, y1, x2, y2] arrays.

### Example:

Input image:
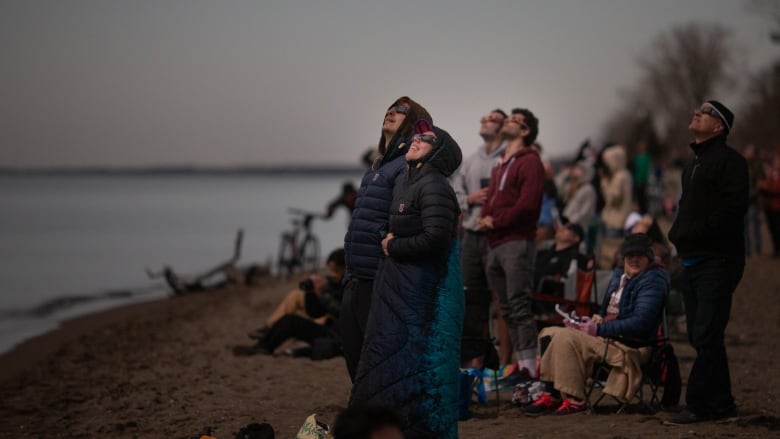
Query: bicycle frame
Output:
[[277, 209, 321, 277]]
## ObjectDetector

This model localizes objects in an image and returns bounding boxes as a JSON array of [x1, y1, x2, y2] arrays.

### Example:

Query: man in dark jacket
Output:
[[479, 108, 545, 378], [666, 100, 748, 425], [340, 97, 432, 381]]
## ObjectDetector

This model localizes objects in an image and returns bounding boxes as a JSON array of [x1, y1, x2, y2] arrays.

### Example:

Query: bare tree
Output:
[[601, 22, 737, 160], [746, 0, 780, 42], [733, 60, 780, 150]]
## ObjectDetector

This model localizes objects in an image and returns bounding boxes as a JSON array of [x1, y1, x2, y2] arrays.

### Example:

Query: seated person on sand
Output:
[[522, 233, 668, 415], [534, 221, 588, 295], [234, 248, 345, 358]]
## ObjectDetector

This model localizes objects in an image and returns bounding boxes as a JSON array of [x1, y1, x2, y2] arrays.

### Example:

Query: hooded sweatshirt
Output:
[[562, 161, 597, 228], [600, 145, 633, 230], [481, 146, 545, 248]]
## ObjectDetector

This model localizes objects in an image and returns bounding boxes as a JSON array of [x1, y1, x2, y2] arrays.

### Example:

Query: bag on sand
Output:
[[295, 414, 332, 439], [235, 422, 274, 439]]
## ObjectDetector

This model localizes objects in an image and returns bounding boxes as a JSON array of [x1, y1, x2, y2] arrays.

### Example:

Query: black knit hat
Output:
[[565, 222, 585, 242], [706, 100, 734, 134], [620, 233, 654, 261]]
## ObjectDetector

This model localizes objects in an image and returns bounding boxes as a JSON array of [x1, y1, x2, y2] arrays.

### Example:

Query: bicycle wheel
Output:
[[299, 235, 320, 273], [277, 233, 297, 277]]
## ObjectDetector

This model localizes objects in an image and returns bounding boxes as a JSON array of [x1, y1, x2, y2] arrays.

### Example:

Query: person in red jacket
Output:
[[478, 108, 545, 378]]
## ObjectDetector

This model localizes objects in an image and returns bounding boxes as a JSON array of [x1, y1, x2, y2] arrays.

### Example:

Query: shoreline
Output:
[[0, 293, 179, 385]]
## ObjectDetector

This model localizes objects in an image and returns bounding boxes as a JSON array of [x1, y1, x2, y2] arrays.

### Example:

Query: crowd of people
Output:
[[230, 96, 780, 438]]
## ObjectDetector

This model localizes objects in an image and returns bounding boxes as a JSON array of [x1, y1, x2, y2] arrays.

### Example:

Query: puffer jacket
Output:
[[350, 126, 463, 438], [344, 134, 409, 280], [596, 265, 669, 346], [384, 129, 462, 270]]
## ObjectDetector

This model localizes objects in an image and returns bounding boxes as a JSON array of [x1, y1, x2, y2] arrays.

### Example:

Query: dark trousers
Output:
[[765, 209, 780, 257], [340, 277, 374, 381], [461, 231, 492, 340], [260, 314, 329, 351], [680, 257, 744, 415]]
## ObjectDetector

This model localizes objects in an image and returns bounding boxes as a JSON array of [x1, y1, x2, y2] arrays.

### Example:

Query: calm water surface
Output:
[[0, 173, 360, 353]]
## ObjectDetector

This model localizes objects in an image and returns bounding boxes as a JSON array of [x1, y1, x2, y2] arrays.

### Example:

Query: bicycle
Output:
[[277, 208, 322, 277]]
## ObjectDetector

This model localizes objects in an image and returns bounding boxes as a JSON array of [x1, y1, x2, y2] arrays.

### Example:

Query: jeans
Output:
[[680, 257, 744, 415], [486, 240, 537, 353]]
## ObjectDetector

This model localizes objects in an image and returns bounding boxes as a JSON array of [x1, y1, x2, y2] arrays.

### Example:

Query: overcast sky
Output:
[[1, 0, 777, 168]]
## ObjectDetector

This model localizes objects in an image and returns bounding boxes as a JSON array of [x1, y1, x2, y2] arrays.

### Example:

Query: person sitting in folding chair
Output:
[[522, 233, 668, 415]]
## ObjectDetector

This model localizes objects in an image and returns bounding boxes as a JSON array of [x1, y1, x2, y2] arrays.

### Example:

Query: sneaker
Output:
[[521, 392, 561, 415], [512, 380, 544, 406], [551, 398, 587, 415]]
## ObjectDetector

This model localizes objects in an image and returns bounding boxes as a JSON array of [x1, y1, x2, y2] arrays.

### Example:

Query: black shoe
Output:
[[232, 344, 271, 356], [664, 407, 738, 425], [247, 326, 271, 341]]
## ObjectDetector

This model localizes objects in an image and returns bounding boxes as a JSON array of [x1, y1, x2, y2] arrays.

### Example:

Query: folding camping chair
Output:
[[533, 254, 600, 329], [584, 300, 681, 414]]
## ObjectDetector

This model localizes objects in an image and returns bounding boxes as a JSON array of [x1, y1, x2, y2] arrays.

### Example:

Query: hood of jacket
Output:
[[602, 145, 627, 173], [408, 126, 462, 178], [378, 96, 432, 155]]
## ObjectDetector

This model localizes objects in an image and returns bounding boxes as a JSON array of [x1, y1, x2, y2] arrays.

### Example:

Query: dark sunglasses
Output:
[[480, 115, 504, 124], [696, 106, 719, 118], [388, 105, 409, 115], [506, 117, 529, 130], [412, 133, 437, 144]]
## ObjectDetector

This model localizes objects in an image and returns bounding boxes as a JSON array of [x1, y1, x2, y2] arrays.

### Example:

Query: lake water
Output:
[[0, 172, 362, 353]]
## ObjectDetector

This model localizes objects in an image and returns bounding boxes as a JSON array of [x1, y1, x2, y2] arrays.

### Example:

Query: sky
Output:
[[1, 0, 777, 168]]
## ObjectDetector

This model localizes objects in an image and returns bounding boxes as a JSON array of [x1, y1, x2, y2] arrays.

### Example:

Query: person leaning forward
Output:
[[666, 100, 748, 425]]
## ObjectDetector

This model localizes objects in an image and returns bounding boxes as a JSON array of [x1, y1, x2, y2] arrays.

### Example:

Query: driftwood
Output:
[[146, 229, 270, 295]]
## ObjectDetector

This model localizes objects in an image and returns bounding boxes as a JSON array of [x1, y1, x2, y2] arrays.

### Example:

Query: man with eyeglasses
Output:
[[341, 97, 432, 382], [478, 108, 545, 379], [451, 109, 512, 368], [666, 100, 748, 425]]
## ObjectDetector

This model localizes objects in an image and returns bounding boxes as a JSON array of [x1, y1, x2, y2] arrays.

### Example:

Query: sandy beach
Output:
[[1, 255, 779, 438]]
